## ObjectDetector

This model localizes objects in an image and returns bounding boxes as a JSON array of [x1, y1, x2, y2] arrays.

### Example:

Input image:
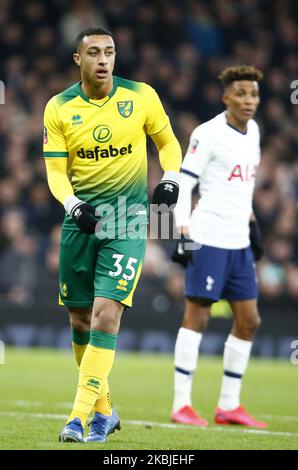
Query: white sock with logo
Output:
[[173, 327, 202, 412], [218, 334, 253, 411]]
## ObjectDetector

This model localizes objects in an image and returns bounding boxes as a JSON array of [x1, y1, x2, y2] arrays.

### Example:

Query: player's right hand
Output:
[[70, 202, 99, 234], [171, 235, 194, 268], [64, 195, 99, 234]]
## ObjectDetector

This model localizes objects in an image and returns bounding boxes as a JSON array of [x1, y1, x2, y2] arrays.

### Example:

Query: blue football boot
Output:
[[59, 417, 84, 443], [85, 408, 121, 442]]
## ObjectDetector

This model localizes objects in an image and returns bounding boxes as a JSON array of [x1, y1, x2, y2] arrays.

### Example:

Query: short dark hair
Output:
[[76, 27, 113, 51], [218, 65, 263, 88]]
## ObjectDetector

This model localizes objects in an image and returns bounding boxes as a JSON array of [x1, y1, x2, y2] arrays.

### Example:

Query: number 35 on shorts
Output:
[[109, 254, 138, 281], [98, 252, 144, 307]]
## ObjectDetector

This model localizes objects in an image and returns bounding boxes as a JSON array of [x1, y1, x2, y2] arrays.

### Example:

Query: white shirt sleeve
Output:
[[174, 172, 197, 227], [180, 125, 213, 178]]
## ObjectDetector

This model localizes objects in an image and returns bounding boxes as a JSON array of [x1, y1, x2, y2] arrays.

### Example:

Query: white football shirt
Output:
[[174, 111, 261, 249]]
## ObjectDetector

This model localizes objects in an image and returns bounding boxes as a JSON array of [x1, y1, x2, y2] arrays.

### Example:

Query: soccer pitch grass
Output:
[[0, 348, 297, 450]]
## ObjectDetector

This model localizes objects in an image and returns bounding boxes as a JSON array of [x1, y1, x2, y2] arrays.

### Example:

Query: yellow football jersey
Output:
[[43, 76, 169, 230]]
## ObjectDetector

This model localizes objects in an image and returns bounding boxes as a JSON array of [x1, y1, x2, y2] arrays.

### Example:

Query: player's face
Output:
[[73, 35, 116, 87], [223, 81, 260, 122]]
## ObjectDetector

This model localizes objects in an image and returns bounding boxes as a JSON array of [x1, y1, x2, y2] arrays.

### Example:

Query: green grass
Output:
[[0, 348, 297, 450]]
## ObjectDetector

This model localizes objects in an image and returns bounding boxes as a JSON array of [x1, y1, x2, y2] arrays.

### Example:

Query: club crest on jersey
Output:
[[189, 139, 199, 154], [117, 100, 133, 118]]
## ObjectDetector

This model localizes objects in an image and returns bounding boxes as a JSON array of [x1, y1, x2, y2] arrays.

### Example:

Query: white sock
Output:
[[218, 334, 253, 411], [173, 327, 202, 412]]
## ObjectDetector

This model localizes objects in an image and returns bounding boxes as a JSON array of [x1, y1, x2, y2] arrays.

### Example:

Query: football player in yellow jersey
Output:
[[43, 27, 182, 443]]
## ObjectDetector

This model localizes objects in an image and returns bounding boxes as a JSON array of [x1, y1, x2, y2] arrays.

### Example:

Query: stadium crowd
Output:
[[0, 0, 298, 307]]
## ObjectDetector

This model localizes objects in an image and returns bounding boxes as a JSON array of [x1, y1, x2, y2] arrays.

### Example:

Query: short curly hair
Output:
[[76, 27, 113, 51], [218, 65, 263, 88]]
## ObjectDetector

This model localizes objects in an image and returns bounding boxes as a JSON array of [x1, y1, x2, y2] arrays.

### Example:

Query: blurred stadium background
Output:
[[0, 0, 298, 359]]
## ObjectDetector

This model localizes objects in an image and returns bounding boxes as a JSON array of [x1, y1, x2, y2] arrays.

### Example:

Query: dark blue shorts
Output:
[[184, 244, 258, 302]]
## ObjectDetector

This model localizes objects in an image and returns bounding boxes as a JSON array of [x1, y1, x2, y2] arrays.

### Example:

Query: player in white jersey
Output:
[[171, 66, 267, 428]]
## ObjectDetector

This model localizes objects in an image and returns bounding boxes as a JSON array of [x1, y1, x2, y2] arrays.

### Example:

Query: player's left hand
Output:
[[249, 220, 264, 261], [152, 171, 179, 211]]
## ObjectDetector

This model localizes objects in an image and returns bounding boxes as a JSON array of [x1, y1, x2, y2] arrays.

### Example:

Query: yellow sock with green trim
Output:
[[71, 328, 112, 416], [67, 329, 117, 427]]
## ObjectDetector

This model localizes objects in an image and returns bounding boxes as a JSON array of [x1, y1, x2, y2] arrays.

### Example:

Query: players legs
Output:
[[68, 306, 113, 417], [217, 299, 261, 414], [59, 231, 146, 441], [65, 297, 123, 429], [221, 298, 261, 411], [215, 298, 267, 427], [172, 297, 212, 426], [172, 244, 227, 425], [214, 247, 267, 427], [59, 301, 123, 442], [172, 245, 266, 427], [173, 296, 266, 428]]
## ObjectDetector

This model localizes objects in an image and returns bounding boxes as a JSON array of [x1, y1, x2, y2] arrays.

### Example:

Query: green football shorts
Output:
[[59, 229, 147, 308]]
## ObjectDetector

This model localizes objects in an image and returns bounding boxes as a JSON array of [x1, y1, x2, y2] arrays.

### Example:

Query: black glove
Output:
[[152, 172, 179, 211], [70, 201, 99, 234], [171, 235, 194, 268], [249, 220, 264, 261]]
